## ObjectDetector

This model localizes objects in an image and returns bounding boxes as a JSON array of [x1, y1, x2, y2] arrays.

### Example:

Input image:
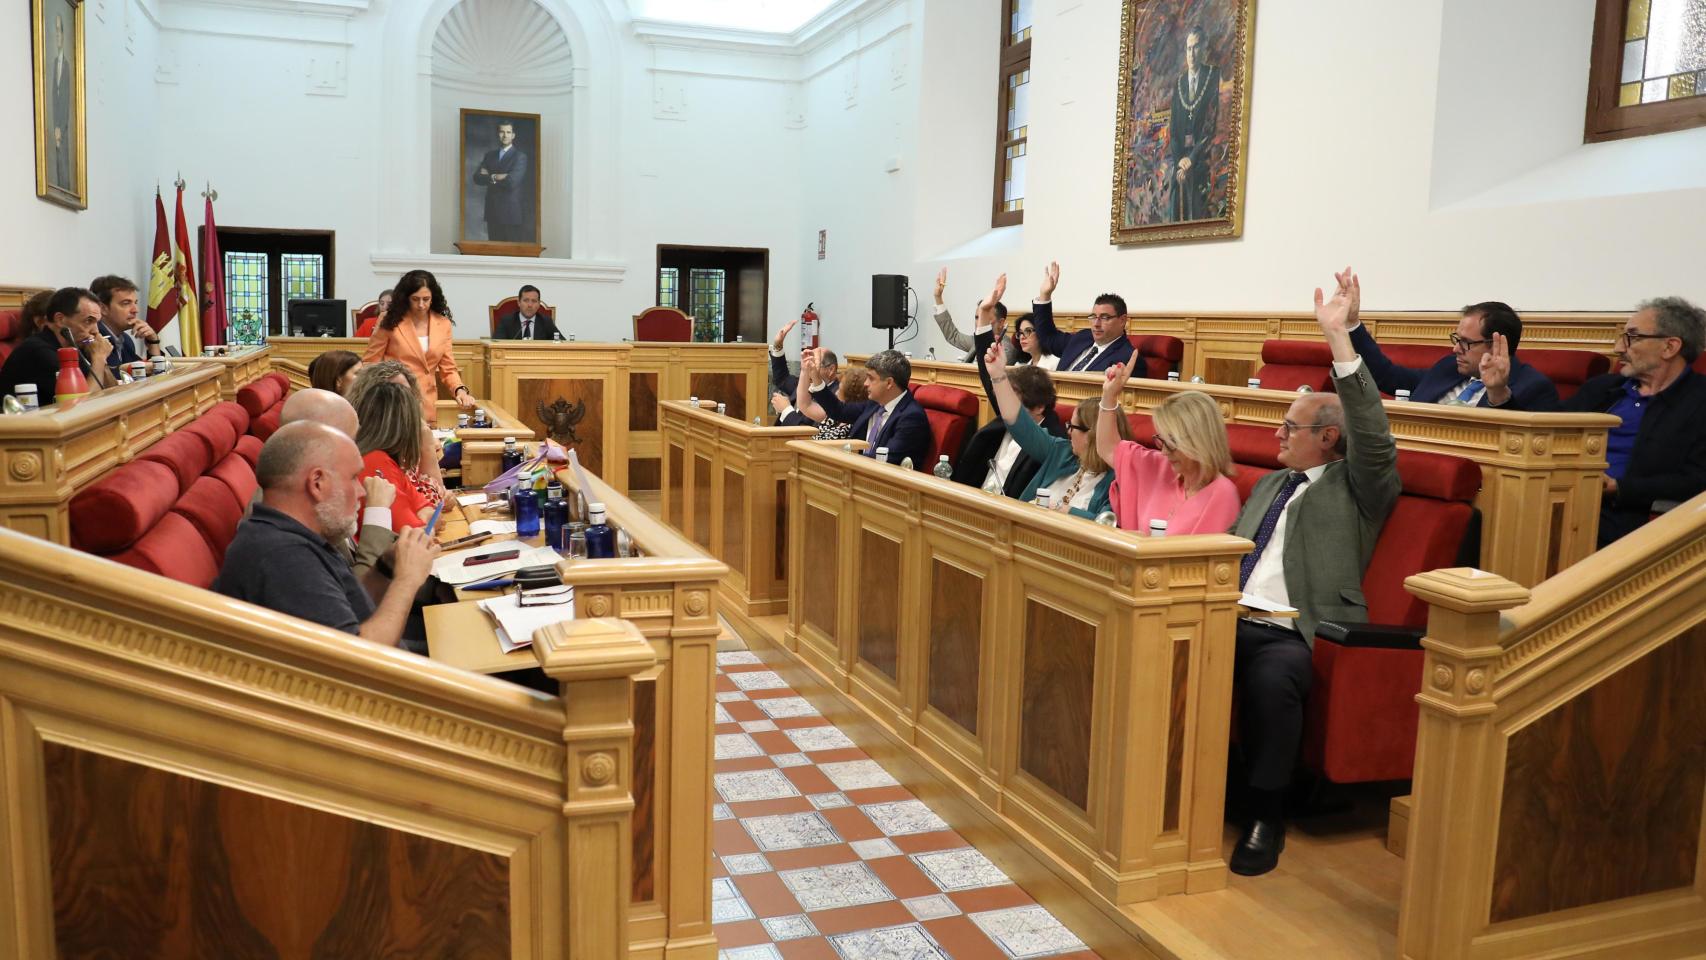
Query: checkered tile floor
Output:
[[712, 652, 1101, 960]]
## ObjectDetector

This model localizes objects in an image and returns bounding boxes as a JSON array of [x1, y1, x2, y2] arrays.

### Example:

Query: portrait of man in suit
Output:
[[34, 0, 85, 207], [460, 110, 539, 246]]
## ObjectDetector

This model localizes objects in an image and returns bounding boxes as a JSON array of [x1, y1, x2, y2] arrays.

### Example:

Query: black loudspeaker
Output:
[[871, 274, 908, 329]]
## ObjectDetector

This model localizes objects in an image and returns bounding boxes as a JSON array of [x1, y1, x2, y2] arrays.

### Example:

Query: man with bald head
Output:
[[275, 387, 397, 589], [214, 421, 438, 648], [1224, 274, 1401, 877], [280, 387, 360, 437]]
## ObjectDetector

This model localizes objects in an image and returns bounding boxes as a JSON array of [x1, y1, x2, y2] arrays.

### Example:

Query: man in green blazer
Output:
[[1227, 274, 1401, 876]]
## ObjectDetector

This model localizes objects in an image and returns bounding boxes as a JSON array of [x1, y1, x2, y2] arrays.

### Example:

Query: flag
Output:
[[144, 189, 180, 334], [200, 191, 227, 347], [172, 183, 201, 356]]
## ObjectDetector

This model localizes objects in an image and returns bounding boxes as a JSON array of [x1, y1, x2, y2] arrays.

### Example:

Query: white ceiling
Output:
[[628, 0, 843, 34]]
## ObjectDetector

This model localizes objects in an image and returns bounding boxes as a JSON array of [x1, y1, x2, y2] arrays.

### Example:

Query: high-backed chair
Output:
[[1519, 348, 1611, 402], [1255, 340, 1335, 393], [237, 372, 290, 441], [633, 306, 692, 342], [352, 301, 381, 339], [489, 296, 557, 336], [1126, 334, 1185, 379], [0, 309, 26, 366], [912, 384, 979, 471]]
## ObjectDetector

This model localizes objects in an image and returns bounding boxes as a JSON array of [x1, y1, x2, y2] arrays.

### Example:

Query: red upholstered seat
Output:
[[1376, 343, 1453, 398], [1053, 401, 1077, 428], [209, 451, 259, 510], [172, 475, 246, 563], [1124, 412, 1156, 445], [252, 408, 282, 441], [633, 306, 692, 342], [235, 434, 263, 467], [912, 384, 978, 472], [352, 300, 380, 339], [0, 308, 25, 366], [489, 296, 556, 335], [70, 460, 183, 554], [136, 431, 215, 496], [1255, 340, 1335, 393], [112, 512, 221, 589], [1126, 334, 1184, 379], [1694, 354, 1706, 375], [1519, 349, 1610, 402], [202, 401, 251, 443]]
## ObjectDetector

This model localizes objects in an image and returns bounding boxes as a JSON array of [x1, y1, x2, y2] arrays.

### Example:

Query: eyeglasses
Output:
[[516, 584, 573, 607], [1066, 422, 1090, 434], [1279, 420, 1329, 437], [1616, 330, 1673, 349], [1019, 327, 1037, 337], [1149, 433, 1178, 452], [1449, 334, 1493, 352], [1089, 313, 1121, 323]]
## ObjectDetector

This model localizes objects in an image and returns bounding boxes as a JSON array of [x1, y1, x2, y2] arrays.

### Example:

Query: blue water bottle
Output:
[[542, 482, 568, 550], [500, 436, 524, 473], [585, 502, 615, 558], [514, 486, 541, 539]]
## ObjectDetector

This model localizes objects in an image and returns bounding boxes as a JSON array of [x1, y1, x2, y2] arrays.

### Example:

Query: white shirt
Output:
[[417, 334, 430, 353], [1067, 343, 1104, 372], [984, 432, 1024, 490], [1033, 353, 1060, 371], [1038, 468, 1104, 512]]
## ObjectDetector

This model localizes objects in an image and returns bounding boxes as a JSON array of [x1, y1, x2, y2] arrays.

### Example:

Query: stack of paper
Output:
[[432, 539, 562, 585], [476, 589, 576, 653]]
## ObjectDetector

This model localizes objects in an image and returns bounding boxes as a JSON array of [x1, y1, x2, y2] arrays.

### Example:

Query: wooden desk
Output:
[[170, 345, 274, 400], [433, 400, 536, 486], [268, 336, 490, 398]]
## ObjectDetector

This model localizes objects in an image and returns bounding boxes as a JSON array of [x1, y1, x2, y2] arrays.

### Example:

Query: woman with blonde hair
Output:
[[1096, 353, 1241, 534], [984, 341, 1132, 518], [793, 359, 871, 440], [347, 360, 446, 507], [353, 381, 439, 533]]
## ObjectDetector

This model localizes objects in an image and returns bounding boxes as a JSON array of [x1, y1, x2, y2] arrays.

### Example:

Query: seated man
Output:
[[0, 286, 116, 404], [1028, 262, 1137, 374], [493, 284, 559, 340], [768, 313, 838, 426], [932, 268, 1019, 364], [1338, 271, 1558, 409], [215, 421, 437, 648], [801, 347, 930, 466], [953, 274, 1067, 494], [1546, 297, 1706, 546], [1228, 276, 1401, 877], [91, 275, 162, 373], [275, 388, 399, 594]]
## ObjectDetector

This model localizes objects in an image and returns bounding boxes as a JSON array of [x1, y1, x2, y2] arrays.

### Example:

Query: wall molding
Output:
[[370, 252, 627, 283]]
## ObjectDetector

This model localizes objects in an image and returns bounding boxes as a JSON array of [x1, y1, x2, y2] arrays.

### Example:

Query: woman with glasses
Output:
[[984, 341, 1132, 517], [1096, 352, 1242, 534], [1010, 314, 1060, 370]]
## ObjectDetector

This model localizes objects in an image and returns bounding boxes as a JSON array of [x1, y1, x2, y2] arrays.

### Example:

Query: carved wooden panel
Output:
[[692, 455, 713, 550], [857, 528, 902, 682], [803, 506, 839, 643], [1203, 356, 1257, 387], [629, 457, 661, 492], [517, 376, 606, 476], [1164, 638, 1191, 832], [630, 372, 659, 431], [689, 373, 746, 421], [1019, 600, 1096, 811], [774, 479, 789, 582], [1490, 627, 1706, 922], [42, 743, 510, 958], [632, 677, 657, 903], [722, 468, 747, 576], [927, 558, 983, 736], [667, 444, 684, 525]]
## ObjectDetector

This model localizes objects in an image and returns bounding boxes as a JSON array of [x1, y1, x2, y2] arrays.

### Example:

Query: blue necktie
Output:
[[864, 406, 888, 457], [1456, 380, 1485, 405], [1239, 472, 1308, 589]]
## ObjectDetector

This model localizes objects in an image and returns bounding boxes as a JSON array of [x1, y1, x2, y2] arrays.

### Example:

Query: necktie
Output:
[[1072, 346, 1099, 372], [522, 319, 532, 339], [864, 406, 888, 455], [1456, 379, 1485, 405], [1239, 472, 1309, 589]]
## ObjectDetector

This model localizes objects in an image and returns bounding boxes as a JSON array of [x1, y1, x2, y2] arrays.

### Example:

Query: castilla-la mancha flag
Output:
[[144, 189, 180, 334], [200, 192, 227, 347], [172, 183, 202, 356]]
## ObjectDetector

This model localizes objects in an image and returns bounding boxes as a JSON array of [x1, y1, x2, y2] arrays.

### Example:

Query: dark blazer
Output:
[[1231, 362, 1401, 641], [100, 322, 144, 373], [812, 384, 931, 466], [1563, 368, 1706, 545], [1030, 300, 1135, 374], [0, 326, 93, 405], [1349, 324, 1559, 410], [950, 324, 1066, 494], [493, 312, 560, 341], [770, 351, 841, 426], [472, 146, 529, 227]]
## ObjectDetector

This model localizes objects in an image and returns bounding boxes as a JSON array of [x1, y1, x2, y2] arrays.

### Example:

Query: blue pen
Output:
[[425, 499, 446, 535], [464, 576, 515, 591]]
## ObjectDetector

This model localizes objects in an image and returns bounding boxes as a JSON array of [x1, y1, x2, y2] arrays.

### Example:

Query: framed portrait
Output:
[[33, 0, 87, 210], [1109, 0, 1257, 245], [457, 108, 544, 257]]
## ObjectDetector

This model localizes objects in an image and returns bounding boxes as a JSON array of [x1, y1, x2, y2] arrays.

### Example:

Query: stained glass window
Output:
[[224, 252, 268, 330], [993, 3, 1032, 226], [689, 268, 725, 342], [1620, 0, 1706, 105], [1008, 0, 1032, 45], [658, 267, 680, 308], [281, 253, 325, 318]]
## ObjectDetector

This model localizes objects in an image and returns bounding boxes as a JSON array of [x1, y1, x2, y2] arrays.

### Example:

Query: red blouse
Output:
[[362, 449, 430, 533]]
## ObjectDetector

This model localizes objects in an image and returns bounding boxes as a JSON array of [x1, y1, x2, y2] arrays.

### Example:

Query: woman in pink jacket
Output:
[[1096, 352, 1242, 534]]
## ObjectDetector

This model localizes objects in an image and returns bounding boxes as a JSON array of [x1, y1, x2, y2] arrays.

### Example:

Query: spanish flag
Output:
[[172, 183, 201, 356], [144, 189, 179, 334]]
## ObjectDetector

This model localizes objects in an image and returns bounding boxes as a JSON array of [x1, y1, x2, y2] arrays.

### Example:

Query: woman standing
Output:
[[362, 270, 477, 421]]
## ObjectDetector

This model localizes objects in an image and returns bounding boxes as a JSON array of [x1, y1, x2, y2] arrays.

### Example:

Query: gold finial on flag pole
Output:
[[174, 173, 185, 191], [202, 182, 218, 202]]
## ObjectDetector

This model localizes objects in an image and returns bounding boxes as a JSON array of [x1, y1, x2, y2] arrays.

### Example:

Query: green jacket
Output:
[[1232, 362, 1401, 642], [1008, 408, 1115, 519]]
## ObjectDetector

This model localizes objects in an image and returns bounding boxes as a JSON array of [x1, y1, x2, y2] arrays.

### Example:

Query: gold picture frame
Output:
[[455, 108, 546, 258], [33, 0, 87, 210], [1109, 0, 1256, 245]]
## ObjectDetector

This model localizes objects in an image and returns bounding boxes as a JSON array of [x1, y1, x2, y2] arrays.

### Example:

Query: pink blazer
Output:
[[1108, 440, 1242, 535], [362, 313, 465, 421]]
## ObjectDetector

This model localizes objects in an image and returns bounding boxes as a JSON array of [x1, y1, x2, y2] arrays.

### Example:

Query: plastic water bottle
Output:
[[927, 348, 936, 361], [1395, 389, 1412, 402], [1167, 371, 1180, 383], [1149, 518, 1169, 538], [932, 455, 953, 479], [473, 407, 491, 428], [553, 330, 564, 342], [1246, 377, 1262, 390], [1094, 511, 1119, 527], [874, 446, 890, 462], [689, 395, 699, 407], [716, 402, 727, 415], [1296, 385, 1314, 394], [982, 469, 1004, 496], [500, 437, 524, 472], [585, 502, 616, 558], [1035, 490, 1054, 509], [14, 383, 39, 412], [514, 486, 541, 539], [542, 482, 568, 550], [456, 413, 471, 429]]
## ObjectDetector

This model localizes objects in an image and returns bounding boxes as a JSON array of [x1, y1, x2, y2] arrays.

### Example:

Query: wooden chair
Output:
[[351, 301, 381, 338], [633, 306, 692, 342], [489, 296, 557, 337]]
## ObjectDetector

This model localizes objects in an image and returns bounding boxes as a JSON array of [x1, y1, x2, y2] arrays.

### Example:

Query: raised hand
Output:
[[1313, 284, 1353, 336], [1333, 266, 1361, 328], [771, 392, 791, 415], [1103, 350, 1139, 404], [773, 315, 799, 350], [1480, 332, 1513, 406], [1039, 261, 1060, 301], [985, 339, 1007, 375], [801, 349, 820, 386], [977, 274, 1008, 333], [934, 268, 947, 306]]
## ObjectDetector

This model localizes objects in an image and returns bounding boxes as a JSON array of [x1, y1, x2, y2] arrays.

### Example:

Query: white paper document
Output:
[[469, 519, 518, 536], [456, 492, 489, 507], [477, 589, 576, 652], [432, 540, 562, 584], [1238, 593, 1298, 614]]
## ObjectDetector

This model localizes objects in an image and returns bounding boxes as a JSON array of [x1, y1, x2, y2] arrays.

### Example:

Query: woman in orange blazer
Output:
[[362, 269, 478, 421]]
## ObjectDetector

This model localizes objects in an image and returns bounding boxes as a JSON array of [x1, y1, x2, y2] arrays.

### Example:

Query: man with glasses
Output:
[[1226, 276, 1401, 877], [1027, 262, 1137, 374], [1541, 297, 1706, 546], [1336, 269, 1558, 409]]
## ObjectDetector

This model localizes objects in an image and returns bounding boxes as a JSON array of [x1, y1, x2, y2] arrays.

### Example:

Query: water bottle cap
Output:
[[589, 501, 605, 512], [1150, 519, 1168, 531], [1247, 378, 1261, 387], [504, 436, 517, 444], [875, 447, 889, 456], [17, 384, 36, 395], [938, 455, 949, 462], [1167, 372, 1179, 380]]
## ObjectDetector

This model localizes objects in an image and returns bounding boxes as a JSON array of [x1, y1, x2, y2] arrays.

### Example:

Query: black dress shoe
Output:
[[1229, 818, 1285, 876]]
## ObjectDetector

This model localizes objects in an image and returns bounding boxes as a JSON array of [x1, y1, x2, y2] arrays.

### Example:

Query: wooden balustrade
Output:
[[0, 363, 225, 543], [169, 344, 274, 400], [431, 399, 537, 487], [1395, 493, 1706, 960], [273, 357, 311, 391], [769, 439, 1249, 933], [869, 357, 1617, 587], [626, 342, 771, 490], [0, 527, 658, 959], [658, 401, 814, 620]]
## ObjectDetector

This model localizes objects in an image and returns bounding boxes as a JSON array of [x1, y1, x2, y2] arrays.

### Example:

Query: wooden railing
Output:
[[169, 344, 275, 400], [430, 399, 537, 487], [658, 400, 815, 619], [778, 439, 1250, 921], [0, 527, 657, 959], [1396, 495, 1706, 959]]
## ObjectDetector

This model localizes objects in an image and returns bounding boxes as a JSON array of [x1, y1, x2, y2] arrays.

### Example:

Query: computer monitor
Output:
[[288, 299, 348, 338]]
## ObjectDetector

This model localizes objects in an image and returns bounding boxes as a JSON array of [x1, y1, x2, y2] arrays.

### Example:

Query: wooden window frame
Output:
[[1585, 0, 1706, 143], [991, 6, 1030, 229]]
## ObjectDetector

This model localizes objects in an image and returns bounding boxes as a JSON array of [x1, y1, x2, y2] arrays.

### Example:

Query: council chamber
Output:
[[2, 1, 1703, 958]]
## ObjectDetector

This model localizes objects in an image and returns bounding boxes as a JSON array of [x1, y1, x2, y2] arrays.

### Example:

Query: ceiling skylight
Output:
[[632, 0, 842, 34]]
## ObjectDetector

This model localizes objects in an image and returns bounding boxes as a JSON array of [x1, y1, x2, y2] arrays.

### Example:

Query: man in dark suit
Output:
[[1167, 26, 1219, 222], [472, 121, 529, 242], [91, 275, 162, 375], [803, 348, 930, 466], [768, 314, 838, 426], [1227, 276, 1401, 877], [1028, 263, 1137, 374], [493, 285, 559, 340], [50, 14, 73, 191], [1339, 271, 1558, 409], [1530, 297, 1706, 546]]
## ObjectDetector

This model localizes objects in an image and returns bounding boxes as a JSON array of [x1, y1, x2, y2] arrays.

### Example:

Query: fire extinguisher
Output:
[[799, 303, 820, 351]]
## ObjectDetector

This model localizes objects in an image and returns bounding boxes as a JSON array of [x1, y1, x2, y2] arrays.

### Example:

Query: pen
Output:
[[464, 577, 515, 591]]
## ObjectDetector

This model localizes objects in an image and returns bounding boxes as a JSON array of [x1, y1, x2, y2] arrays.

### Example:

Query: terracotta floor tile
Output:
[[777, 936, 840, 960], [732, 871, 804, 919], [745, 687, 798, 700], [716, 675, 741, 692], [718, 755, 779, 773], [713, 919, 772, 948], [891, 830, 972, 855], [727, 796, 815, 818], [817, 806, 883, 842], [712, 858, 729, 878], [864, 854, 944, 900], [714, 818, 761, 855], [751, 730, 798, 755], [947, 883, 1036, 913], [723, 699, 766, 722], [780, 764, 839, 795], [765, 843, 860, 872], [806, 900, 915, 936], [921, 915, 1010, 960]]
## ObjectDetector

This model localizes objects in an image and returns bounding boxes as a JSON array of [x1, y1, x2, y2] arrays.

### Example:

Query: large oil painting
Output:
[[1109, 0, 1256, 244], [33, 0, 86, 209]]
